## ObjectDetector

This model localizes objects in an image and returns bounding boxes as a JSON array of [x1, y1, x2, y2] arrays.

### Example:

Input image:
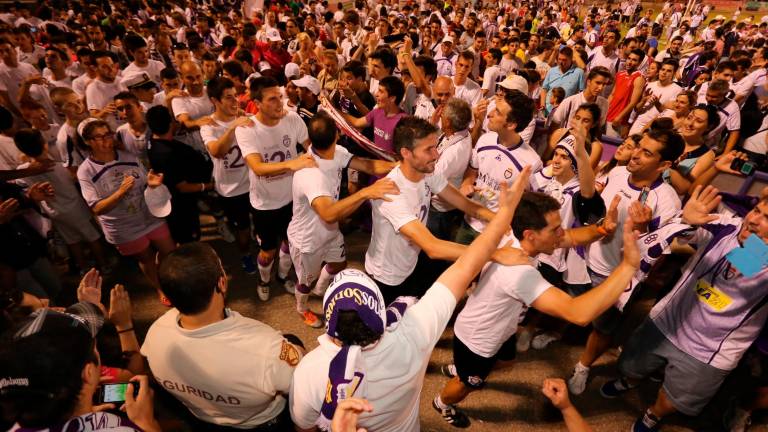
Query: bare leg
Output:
[[440, 376, 475, 405], [578, 329, 612, 367]]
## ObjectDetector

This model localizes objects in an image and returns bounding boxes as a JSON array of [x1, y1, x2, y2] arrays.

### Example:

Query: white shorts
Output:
[[289, 233, 346, 286]]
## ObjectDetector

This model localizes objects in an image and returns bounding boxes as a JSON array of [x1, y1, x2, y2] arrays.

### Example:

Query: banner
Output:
[[318, 96, 396, 162]]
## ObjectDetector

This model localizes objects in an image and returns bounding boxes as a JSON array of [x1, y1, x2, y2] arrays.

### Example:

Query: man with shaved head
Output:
[[430, 76, 455, 130], [169, 61, 216, 154]]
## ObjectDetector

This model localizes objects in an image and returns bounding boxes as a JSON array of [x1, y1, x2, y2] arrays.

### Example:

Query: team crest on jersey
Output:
[[282, 135, 291, 148], [279, 340, 300, 366], [723, 263, 738, 280], [466, 375, 484, 386], [643, 234, 658, 245], [504, 168, 514, 179]]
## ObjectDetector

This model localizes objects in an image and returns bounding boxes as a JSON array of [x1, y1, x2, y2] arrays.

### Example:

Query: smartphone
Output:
[[383, 33, 407, 43], [639, 186, 650, 204], [96, 382, 139, 404], [731, 158, 756, 176]]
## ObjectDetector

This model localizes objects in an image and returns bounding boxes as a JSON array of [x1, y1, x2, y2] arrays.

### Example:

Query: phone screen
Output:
[[103, 383, 129, 403]]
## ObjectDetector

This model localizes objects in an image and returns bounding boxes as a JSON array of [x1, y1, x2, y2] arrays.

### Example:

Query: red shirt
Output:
[[607, 69, 643, 122]]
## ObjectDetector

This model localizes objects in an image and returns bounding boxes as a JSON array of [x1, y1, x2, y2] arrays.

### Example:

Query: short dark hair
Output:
[[113, 91, 139, 104], [335, 310, 380, 347], [249, 76, 279, 101], [587, 66, 612, 82], [206, 76, 235, 101], [14, 128, 45, 157], [158, 243, 224, 315], [413, 55, 438, 80], [559, 46, 573, 58], [123, 33, 147, 53], [692, 103, 720, 133], [646, 127, 685, 163], [81, 119, 111, 141], [308, 111, 338, 150], [487, 47, 503, 62], [341, 59, 366, 79], [146, 105, 174, 135], [709, 79, 730, 93], [160, 67, 178, 81], [716, 60, 736, 73], [221, 60, 245, 82], [393, 116, 438, 159], [369, 47, 396, 72], [378, 75, 405, 105], [661, 58, 680, 72], [629, 48, 646, 61], [511, 192, 561, 240], [503, 90, 535, 132]]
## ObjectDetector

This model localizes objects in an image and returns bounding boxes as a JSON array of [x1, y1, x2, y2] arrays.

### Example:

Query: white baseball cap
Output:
[[292, 75, 321, 95], [284, 62, 301, 79], [441, 35, 454, 44], [498, 74, 529, 94], [120, 72, 156, 89], [267, 28, 282, 42], [144, 185, 172, 218]]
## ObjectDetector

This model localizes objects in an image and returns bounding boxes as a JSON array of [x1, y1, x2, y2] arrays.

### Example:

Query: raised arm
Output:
[[531, 216, 640, 326], [348, 157, 397, 177], [437, 166, 531, 301]]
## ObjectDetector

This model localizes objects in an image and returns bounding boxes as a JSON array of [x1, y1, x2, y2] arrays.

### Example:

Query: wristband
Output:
[[117, 327, 134, 334]]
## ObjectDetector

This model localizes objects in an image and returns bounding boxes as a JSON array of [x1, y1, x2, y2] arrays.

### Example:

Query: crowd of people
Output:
[[1, 0, 768, 431]]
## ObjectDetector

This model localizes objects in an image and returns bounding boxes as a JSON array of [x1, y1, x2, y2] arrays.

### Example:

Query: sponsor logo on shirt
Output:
[[160, 379, 242, 405], [695, 279, 733, 312]]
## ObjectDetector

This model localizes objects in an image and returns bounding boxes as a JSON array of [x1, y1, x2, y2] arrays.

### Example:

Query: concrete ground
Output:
[[57, 215, 768, 432]]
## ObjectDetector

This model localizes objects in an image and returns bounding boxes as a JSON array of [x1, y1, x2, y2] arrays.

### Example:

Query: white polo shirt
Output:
[[142, 308, 301, 428]]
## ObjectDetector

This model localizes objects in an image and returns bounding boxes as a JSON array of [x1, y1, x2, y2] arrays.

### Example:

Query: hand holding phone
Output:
[[96, 381, 140, 404]]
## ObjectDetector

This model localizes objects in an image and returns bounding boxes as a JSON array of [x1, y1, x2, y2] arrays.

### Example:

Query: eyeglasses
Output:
[[115, 105, 133, 112]]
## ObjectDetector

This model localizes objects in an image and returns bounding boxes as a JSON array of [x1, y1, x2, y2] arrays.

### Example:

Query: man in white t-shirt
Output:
[[548, 66, 611, 132], [629, 59, 683, 136], [288, 112, 397, 328], [86, 50, 126, 130], [365, 116, 514, 304], [290, 167, 529, 432], [698, 79, 741, 153], [452, 52, 483, 106], [481, 48, 504, 98], [171, 61, 215, 153], [122, 34, 166, 84], [568, 127, 685, 396], [457, 90, 543, 244], [142, 242, 305, 430], [433, 191, 638, 428], [200, 77, 256, 274], [235, 76, 315, 302], [0, 37, 40, 116]]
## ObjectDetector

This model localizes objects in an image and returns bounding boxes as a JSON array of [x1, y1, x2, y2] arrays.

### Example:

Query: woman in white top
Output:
[[640, 90, 697, 133]]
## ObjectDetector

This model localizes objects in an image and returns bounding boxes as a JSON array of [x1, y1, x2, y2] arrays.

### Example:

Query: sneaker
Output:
[[531, 331, 561, 350], [631, 410, 661, 432], [283, 279, 296, 294], [516, 328, 533, 352], [567, 363, 590, 395], [257, 281, 270, 301], [432, 398, 470, 428], [241, 255, 257, 274], [600, 378, 636, 399], [217, 220, 236, 243], [441, 364, 457, 378], [300, 310, 323, 328]]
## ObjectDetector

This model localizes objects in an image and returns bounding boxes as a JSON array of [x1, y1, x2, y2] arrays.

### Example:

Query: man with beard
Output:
[[364, 116, 517, 304]]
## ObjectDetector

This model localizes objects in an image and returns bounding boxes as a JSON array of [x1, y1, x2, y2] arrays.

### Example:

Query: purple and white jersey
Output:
[[77, 151, 164, 245], [466, 132, 543, 233], [587, 166, 681, 277], [651, 214, 768, 371], [529, 168, 582, 278]]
